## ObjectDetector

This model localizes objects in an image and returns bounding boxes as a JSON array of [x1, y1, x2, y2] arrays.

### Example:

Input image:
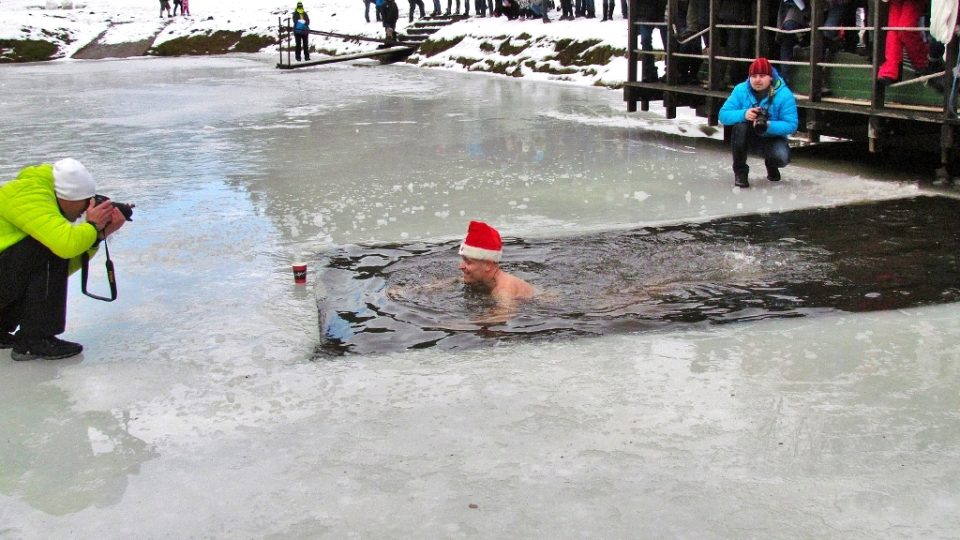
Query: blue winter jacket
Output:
[[718, 68, 799, 138]]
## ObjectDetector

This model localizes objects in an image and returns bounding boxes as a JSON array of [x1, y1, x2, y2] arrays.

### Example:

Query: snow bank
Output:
[[0, 0, 642, 86]]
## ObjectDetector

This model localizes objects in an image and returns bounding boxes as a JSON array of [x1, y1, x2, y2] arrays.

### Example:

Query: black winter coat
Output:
[[636, 0, 666, 21]]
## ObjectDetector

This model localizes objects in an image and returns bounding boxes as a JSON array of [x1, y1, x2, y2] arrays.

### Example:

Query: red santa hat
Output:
[[459, 220, 502, 262]]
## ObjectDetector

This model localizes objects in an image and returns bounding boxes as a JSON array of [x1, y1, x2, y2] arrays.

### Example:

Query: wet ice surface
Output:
[[318, 197, 960, 355], [0, 56, 958, 538]]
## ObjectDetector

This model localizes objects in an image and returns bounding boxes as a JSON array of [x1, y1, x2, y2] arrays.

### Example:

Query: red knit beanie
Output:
[[748, 57, 772, 77]]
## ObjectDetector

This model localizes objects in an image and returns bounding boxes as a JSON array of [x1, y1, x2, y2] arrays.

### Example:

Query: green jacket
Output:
[[0, 164, 98, 274]]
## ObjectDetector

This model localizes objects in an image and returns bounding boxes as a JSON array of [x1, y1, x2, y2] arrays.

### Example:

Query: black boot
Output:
[[734, 173, 749, 188], [11, 335, 83, 361]]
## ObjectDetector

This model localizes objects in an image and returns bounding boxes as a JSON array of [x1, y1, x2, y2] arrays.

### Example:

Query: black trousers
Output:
[[295, 33, 309, 60], [408, 0, 425, 20], [0, 236, 69, 338]]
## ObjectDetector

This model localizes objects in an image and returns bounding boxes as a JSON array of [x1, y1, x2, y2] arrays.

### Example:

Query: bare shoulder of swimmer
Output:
[[386, 277, 459, 300], [492, 272, 535, 300]]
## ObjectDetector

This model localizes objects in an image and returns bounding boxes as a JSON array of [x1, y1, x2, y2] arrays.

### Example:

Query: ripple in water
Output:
[[315, 196, 960, 356]]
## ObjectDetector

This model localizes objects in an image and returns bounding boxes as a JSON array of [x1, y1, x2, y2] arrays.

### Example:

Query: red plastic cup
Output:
[[292, 263, 307, 284]]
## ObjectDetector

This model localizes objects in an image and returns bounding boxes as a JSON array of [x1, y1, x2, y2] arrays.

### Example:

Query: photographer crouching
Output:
[[0, 159, 130, 361], [719, 57, 799, 189]]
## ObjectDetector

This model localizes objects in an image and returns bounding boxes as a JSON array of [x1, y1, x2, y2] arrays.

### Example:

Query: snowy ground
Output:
[[1, 0, 640, 85]]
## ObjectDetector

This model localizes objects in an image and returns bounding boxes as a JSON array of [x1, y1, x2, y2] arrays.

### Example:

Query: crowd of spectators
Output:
[[636, 0, 948, 93], [362, 0, 642, 23]]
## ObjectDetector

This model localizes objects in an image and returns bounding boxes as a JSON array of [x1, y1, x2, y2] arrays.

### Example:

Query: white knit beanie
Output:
[[53, 158, 96, 201]]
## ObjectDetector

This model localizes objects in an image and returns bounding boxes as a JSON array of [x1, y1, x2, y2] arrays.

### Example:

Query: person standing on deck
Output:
[[637, 0, 666, 82], [293, 2, 310, 61], [718, 57, 799, 188], [877, 0, 936, 86]]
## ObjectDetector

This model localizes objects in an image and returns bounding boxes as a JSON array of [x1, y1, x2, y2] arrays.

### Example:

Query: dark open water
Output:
[[316, 195, 960, 356]]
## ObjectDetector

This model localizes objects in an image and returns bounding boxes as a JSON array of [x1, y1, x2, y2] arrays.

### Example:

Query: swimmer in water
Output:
[[458, 220, 534, 303], [386, 220, 534, 325]]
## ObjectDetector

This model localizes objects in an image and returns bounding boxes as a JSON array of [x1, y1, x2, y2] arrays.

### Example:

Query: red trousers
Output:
[[878, 0, 929, 80]]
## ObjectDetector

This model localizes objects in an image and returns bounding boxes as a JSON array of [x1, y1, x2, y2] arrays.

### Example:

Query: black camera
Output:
[[93, 194, 135, 221], [753, 108, 769, 135]]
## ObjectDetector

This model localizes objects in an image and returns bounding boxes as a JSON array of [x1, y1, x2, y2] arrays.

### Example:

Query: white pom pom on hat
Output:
[[53, 158, 96, 201], [459, 220, 502, 262]]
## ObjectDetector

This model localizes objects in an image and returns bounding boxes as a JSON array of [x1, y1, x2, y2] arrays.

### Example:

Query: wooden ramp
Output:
[[276, 45, 414, 69]]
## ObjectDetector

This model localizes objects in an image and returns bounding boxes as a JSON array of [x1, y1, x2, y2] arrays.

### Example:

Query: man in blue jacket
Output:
[[718, 57, 799, 188]]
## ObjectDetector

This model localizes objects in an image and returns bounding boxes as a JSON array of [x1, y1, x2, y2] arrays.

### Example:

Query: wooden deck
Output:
[[624, 0, 960, 174]]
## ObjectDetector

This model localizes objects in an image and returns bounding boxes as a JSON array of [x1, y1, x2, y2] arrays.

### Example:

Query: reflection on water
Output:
[[0, 362, 157, 515], [316, 196, 960, 355]]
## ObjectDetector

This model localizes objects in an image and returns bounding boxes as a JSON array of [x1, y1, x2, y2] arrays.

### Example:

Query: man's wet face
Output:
[[459, 256, 495, 286]]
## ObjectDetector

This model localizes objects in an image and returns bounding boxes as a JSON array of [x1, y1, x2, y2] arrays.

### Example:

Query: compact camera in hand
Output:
[[753, 108, 769, 135], [93, 194, 135, 221]]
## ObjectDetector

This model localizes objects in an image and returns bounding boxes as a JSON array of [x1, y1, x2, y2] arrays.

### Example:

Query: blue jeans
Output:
[[531, 1, 550, 20], [576, 0, 593, 16], [365, 0, 382, 21], [779, 18, 802, 85], [822, 1, 844, 42], [730, 122, 790, 177], [639, 24, 667, 81]]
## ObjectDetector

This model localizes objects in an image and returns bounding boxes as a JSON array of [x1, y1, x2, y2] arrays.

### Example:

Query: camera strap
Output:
[[81, 237, 118, 302]]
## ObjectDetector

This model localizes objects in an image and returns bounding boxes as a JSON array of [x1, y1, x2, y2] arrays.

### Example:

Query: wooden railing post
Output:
[[809, 0, 824, 101], [871, 0, 888, 110], [755, 0, 769, 59], [626, 0, 639, 111], [706, 0, 718, 91]]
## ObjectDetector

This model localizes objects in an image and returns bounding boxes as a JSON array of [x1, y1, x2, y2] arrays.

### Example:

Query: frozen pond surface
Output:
[[1, 56, 958, 538]]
